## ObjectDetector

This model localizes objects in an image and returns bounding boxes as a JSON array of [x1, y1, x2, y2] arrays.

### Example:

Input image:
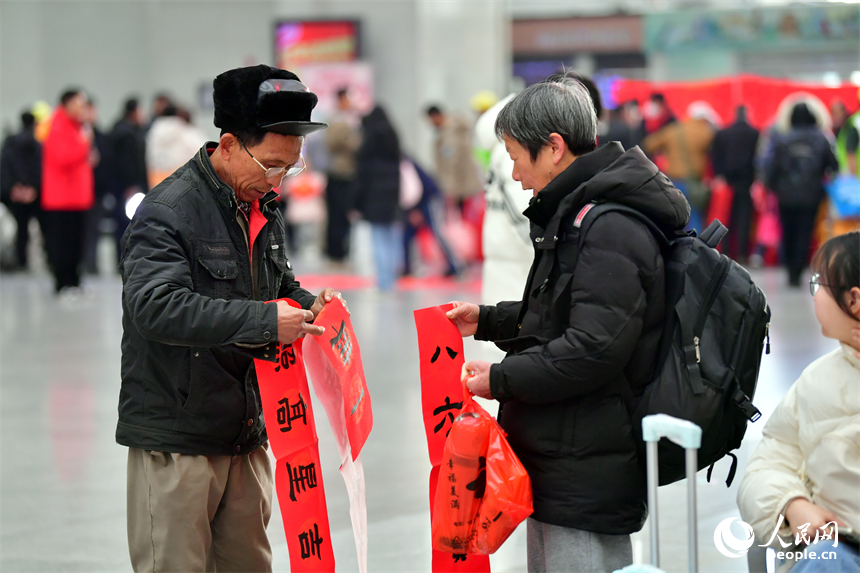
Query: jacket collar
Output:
[[522, 141, 690, 251], [841, 343, 860, 371], [194, 142, 281, 215], [523, 143, 626, 250], [524, 142, 625, 229]]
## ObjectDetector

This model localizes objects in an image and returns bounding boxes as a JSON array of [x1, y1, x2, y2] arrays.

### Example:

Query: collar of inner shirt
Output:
[[235, 195, 252, 219]]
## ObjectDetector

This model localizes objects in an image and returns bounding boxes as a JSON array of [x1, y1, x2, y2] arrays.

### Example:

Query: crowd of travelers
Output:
[[3, 78, 855, 295], [1, 65, 857, 573], [0, 90, 206, 297], [608, 91, 856, 288]]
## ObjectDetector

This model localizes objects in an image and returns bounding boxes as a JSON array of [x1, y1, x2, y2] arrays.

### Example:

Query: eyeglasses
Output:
[[809, 273, 831, 296], [239, 139, 305, 181]]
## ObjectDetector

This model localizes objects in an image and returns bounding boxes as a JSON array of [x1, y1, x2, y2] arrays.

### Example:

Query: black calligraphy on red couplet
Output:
[[430, 345, 459, 363], [298, 523, 325, 560], [277, 393, 308, 433], [433, 396, 463, 436], [466, 457, 487, 499], [329, 320, 353, 369], [286, 461, 318, 502], [274, 342, 297, 373]]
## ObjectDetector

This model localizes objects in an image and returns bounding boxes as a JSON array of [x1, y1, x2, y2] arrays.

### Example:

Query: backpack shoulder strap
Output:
[[580, 203, 724, 397], [574, 201, 670, 251], [573, 202, 694, 401]]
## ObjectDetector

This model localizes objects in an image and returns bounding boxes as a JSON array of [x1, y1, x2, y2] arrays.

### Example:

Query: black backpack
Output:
[[766, 132, 828, 206], [573, 202, 771, 486]]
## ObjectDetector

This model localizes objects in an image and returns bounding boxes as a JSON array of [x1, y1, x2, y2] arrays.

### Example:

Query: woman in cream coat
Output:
[[738, 231, 860, 573]]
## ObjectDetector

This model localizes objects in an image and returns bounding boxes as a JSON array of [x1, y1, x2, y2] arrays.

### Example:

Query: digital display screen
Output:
[[275, 20, 360, 70]]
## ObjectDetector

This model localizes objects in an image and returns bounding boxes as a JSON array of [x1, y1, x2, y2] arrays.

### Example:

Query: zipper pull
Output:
[[531, 278, 550, 299], [693, 336, 701, 363], [765, 322, 770, 355]]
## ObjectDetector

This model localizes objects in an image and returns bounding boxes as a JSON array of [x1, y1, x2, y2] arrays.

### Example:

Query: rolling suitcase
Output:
[[616, 414, 703, 573]]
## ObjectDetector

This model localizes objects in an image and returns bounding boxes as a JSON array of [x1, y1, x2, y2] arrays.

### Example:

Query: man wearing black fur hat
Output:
[[117, 65, 340, 572]]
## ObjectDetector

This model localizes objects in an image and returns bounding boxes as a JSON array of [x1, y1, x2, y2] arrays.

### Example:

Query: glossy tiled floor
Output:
[[0, 239, 838, 572]]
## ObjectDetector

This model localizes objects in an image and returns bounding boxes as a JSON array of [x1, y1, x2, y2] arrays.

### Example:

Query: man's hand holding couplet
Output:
[[310, 287, 349, 318], [276, 300, 324, 344], [276, 288, 349, 343]]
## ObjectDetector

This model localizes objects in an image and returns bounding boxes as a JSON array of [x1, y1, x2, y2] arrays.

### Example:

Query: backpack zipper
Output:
[[765, 321, 770, 354], [692, 256, 731, 361]]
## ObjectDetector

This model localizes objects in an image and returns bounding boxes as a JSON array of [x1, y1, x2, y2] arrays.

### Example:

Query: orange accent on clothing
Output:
[[249, 201, 267, 260]]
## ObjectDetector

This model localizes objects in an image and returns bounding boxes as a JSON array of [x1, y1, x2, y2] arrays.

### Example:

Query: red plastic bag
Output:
[[431, 377, 533, 555]]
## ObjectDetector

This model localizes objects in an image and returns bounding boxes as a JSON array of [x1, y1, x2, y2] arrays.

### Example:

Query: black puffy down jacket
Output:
[[477, 142, 690, 534]]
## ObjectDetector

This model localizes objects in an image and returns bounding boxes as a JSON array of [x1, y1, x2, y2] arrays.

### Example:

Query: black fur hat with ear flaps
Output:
[[213, 64, 327, 136]]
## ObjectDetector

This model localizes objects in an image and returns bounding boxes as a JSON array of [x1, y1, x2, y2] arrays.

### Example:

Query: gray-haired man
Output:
[[447, 75, 689, 571]]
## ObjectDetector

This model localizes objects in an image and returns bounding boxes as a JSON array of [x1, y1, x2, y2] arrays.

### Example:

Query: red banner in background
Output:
[[415, 304, 491, 573], [612, 74, 858, 129], [255, 301, 336, 572]]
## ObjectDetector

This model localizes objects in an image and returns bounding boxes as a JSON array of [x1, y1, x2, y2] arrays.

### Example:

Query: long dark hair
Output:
[[789, 102, 817, 128], [811, 231, 860, 318], [360, 105, 400, 161]]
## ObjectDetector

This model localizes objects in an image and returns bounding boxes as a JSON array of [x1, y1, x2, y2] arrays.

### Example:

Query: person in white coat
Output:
[[738, 230, 860, 573], [474, 94, 533, 305], [146, 105, 207, 188]]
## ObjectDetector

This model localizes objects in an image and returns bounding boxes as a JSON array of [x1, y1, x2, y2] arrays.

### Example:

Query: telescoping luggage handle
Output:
[[616, 415, 702, 573], [645, 414, 701, 573]]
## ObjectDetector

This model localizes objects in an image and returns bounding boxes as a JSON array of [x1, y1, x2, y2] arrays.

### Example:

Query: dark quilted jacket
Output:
[[116, 144, 315, 456], [476, 142, 690, 534]]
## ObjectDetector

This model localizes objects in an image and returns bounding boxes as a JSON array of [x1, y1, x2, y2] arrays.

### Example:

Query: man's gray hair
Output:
[[495, 74, 598, 161]]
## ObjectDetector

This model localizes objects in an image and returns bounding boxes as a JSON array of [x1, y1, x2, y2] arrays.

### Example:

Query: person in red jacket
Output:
[[41, 89, 95, 294]]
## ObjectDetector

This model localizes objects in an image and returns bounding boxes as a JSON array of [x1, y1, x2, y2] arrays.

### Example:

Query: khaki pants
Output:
[[127, 446, 274, 573]]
